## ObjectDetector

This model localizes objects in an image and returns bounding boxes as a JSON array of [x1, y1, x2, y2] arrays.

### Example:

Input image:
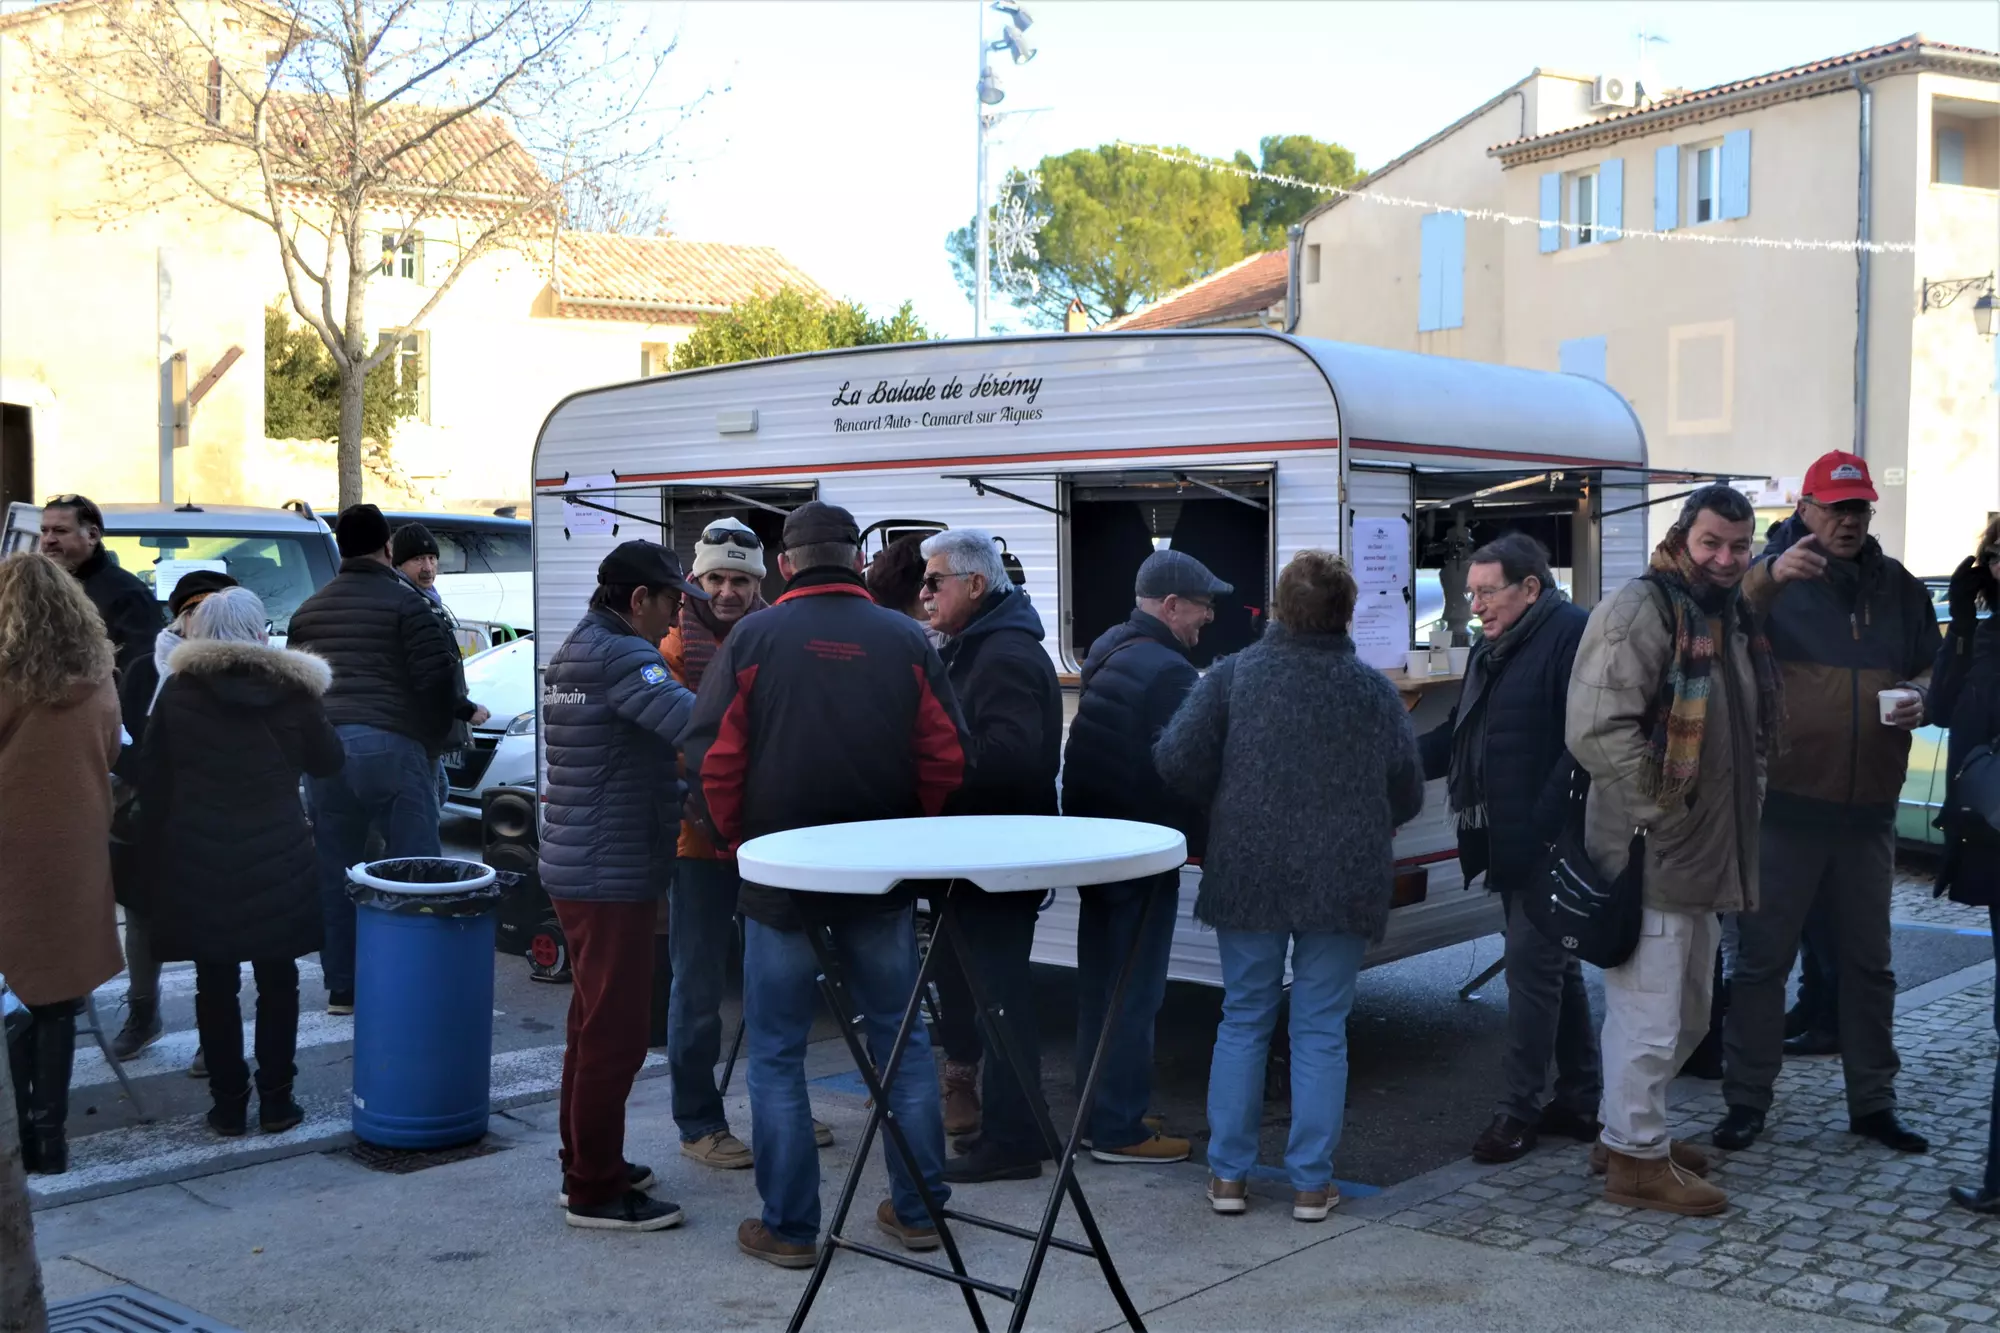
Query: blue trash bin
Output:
[[348, 857, 500, 1149]]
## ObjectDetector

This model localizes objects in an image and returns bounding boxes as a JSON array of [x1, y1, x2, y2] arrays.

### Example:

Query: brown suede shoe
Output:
[[1602, 1148, 1727, 1216], [738, 1218, 819, 1269], [940, 1060, 981, 1138], [1470, 1114, 1536, 1164], [876, 1198, 941, 1252], [1590, 1140, 1711, 1178]]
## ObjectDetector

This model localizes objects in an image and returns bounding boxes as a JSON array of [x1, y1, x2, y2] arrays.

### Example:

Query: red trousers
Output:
[[553, 898, 657, 1208]]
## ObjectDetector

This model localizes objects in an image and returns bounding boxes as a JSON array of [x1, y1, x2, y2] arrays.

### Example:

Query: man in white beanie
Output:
[[657, 518, 831, 1166]]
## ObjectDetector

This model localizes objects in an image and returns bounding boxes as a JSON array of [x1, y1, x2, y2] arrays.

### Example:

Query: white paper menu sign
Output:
[[1352, 590, 1409, 669], [1352, 516, 1411, 592], [563, 475, 616, 535], [153, 558, 229, 603]]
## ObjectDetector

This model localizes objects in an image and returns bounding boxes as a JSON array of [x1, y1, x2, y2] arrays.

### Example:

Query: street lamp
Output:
[[1920, 272, 1997, 336], [975, 0, 1039, 337]]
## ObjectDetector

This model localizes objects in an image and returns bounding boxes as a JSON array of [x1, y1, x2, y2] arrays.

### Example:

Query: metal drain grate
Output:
[[341, 1136, 510, 1174], [48, 1285, 242, 1333]]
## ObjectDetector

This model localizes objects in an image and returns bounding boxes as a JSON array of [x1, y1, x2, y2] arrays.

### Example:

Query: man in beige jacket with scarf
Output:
[[1567, 485, 1776, 1216]]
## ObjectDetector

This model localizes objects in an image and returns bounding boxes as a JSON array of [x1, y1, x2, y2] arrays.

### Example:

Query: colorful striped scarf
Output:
[[1639, 530, 1781, 806]]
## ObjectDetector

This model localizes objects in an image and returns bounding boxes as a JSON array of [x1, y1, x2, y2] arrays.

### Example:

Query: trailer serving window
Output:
[[1411, 469, 1588, 642], [1060, 467, 1271, 670]]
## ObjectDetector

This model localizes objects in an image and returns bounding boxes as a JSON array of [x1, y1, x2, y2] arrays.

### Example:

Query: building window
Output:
[[640, 342, 672, 377], [204, 59, 223, 126], [1570, 170, 1598, 245], [382, 331, 429, 423], [1305, 243, 1321, 284], [1932, 103, 1996, 189], [1690, 142, 1721, 224], [379, 231, 424, 283]]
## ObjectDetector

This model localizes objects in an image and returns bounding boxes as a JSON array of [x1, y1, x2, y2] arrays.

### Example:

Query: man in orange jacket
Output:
[[660, 518, 829, 1167]]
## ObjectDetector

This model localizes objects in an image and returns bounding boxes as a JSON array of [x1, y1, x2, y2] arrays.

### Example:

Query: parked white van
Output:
[[528, 330, 1695, 984]]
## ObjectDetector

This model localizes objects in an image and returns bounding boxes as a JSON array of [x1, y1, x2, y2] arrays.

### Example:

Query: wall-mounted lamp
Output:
[[1921, 272, 1996, 336]]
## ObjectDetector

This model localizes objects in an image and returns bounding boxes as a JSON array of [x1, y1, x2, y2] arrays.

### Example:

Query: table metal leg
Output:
[[1459, 956, 1505, 1002], [936, 887, 1148, 1333], [788, 902, 988, 1333]]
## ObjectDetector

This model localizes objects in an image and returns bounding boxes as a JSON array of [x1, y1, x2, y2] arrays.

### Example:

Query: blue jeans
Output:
[[307, 725, 440, 994], [1206, 929, 1367, 1191], [1073, 872, 1178, 1148], [668, 857, 740, 1142], [744, 909, 949, 1245]]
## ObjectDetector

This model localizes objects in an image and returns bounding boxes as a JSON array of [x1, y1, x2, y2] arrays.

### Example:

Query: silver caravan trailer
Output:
[[529, 330, 1657, 985]]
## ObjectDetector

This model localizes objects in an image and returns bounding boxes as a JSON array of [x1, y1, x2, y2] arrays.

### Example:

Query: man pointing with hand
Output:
[[1715, 451, 1942, 1155]]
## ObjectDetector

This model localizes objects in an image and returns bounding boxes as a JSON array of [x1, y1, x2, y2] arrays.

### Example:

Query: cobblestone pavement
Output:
[[1381, 977, 2000, 1332], [1897, 865, 1992, 931]]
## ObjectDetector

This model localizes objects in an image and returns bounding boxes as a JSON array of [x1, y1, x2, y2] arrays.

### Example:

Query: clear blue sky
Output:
[[655, 0, 1998, 335]]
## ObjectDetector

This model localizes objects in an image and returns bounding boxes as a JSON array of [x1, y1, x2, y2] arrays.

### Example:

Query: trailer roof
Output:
[[1285, 334, 1646, 467]]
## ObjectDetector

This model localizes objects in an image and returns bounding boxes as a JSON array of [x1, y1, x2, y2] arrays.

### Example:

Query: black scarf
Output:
[[1447, 588, 1568, 829]]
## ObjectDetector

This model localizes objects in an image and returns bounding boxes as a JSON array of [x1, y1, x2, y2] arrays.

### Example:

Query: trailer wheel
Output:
[[528, 918, 572, 984]]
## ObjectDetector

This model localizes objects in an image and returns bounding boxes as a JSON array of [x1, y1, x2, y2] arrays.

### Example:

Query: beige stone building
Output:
[[1296, 36, 1999, 573], [0, 0, 824, 514]]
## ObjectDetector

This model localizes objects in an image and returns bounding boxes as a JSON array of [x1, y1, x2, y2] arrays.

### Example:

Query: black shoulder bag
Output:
[[1519, 757, 1644, 968]]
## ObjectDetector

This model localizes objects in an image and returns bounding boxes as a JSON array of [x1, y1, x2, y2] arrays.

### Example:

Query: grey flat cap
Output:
[[1135, 549, 1232, 600]]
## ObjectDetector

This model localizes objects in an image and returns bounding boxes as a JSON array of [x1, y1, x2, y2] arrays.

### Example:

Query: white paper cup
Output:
[[1405, 649, 1430, 677], [1448, 646, 1471, 674], [1878, 688, 1918, 725]]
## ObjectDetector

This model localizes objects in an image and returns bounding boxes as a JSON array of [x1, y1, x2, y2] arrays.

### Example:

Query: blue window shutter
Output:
[[1720, 129, 1752, 219], [1654, 145, 1679, 231], [1559, 335, 1608, 383], [1439, 212, 1465, 330], [1538, 173, 1561, 252], [1598, 158, 1624, 241], [1939, 130, 1966, 186], [1418, 212, 1441, 332]]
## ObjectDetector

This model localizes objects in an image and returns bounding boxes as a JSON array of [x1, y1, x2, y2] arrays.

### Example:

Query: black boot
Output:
[[208, 1085, 251, 1137], [1712, 1104, 1766, 1150], [27, 1001, 79, 1175], [258, 1082, 305, 1134], [8, 1017, 36, 1173]]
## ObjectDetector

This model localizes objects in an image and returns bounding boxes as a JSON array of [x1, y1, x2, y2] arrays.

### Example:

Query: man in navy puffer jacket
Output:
[[1060, 549, 1229, 1167], [539, 541, 706, 1234]]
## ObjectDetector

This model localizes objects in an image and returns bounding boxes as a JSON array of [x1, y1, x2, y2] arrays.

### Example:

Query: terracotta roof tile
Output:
[[1492, 34, 1998, 155], [266, 94, 551, 203], [551, 232, 828, 317], [1099, 250, 1288, 332]]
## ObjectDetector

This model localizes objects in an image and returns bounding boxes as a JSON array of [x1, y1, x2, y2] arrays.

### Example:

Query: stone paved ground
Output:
[[1897, 863, 1992, 931], [1381, 977, 2000, 1333]]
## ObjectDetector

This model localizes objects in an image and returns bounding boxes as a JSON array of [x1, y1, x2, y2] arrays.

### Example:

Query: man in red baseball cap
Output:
[[1713, 449, 1941, 1159]]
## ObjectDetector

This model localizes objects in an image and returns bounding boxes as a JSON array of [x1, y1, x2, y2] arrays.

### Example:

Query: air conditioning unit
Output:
[[1592, 74, 1638, 110]]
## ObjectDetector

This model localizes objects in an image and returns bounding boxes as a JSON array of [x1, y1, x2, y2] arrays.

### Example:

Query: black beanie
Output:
[[335, 504, 392, 559], [167, 569, 239, 618], [391, 522, 440, 567]]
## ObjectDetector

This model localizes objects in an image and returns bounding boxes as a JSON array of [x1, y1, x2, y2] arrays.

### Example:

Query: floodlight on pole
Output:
[[998, 25, 1035, 63], [993, 0, 1033, 30]]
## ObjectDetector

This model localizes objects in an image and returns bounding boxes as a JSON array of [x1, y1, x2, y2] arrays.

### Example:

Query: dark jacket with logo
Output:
[[1060, 610, 1205, 855], [76, 546, 162, 707], [539, 605, 697, 904], [137, 639, 346, 963], [679, 568, 968, 930], [1745, 516, 1942, 825], [285, 558, 465, 756], [1418, 600, 1589, 893], [939, 588, 1062, 819]]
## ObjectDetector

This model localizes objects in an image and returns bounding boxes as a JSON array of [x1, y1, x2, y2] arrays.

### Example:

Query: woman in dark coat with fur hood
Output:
[[137, 586, 345, 1137]]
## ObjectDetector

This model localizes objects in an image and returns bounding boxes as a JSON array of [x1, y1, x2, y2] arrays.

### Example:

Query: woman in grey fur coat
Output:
[[1154, 550, 1424, 1222]]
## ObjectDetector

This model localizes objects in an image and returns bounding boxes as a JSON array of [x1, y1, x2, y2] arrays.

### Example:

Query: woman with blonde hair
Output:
[[0, 552, 125, 1175], [1154, 549, 1424, 1222]]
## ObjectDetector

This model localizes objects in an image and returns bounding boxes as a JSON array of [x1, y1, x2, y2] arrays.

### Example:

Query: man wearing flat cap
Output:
[[539, 540, 709, 1232], [1060, 548, 1231, 1168], [680, 501, 971, 1269], [288, 504, 466, 1016]]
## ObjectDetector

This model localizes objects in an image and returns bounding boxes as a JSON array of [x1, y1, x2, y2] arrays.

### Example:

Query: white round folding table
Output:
[[738, 815, 1186, 1333]]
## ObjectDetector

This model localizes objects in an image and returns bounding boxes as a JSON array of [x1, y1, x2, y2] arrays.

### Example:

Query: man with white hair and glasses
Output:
[[920, 528, 1064, 1184]]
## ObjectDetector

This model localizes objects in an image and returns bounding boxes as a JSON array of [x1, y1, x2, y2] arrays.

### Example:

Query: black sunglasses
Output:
[[698, 528, 762, 550], [921, 571, 975, 593]]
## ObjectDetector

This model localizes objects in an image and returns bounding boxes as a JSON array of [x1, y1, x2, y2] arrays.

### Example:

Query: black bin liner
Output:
[[347, 857, 502, 917]]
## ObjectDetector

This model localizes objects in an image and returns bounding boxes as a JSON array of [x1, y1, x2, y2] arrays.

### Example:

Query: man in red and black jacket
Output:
[[679, 501, 970, 1271]]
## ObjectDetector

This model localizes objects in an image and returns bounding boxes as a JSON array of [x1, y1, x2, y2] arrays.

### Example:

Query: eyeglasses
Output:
[[698, 527, 762, 550], [1803, 498, 1875, 522], [1468, 581, 1520, 606], [921, 571, 975, 593]]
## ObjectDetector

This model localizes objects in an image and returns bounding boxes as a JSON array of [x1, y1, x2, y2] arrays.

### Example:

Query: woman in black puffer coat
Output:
[[1934, 532, 2000, 1214], [137, 587, 345, 1137]]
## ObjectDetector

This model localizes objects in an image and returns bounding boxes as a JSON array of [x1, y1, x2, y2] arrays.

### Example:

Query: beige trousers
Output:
[[1598, 907, 1719, 1160]]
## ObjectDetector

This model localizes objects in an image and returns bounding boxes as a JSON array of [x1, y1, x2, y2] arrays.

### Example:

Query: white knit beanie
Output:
[[691, 517, 767, 580]]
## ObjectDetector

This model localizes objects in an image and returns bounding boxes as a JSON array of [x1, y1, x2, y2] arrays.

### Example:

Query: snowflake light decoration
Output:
[[991, 168, 1048, 297]]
